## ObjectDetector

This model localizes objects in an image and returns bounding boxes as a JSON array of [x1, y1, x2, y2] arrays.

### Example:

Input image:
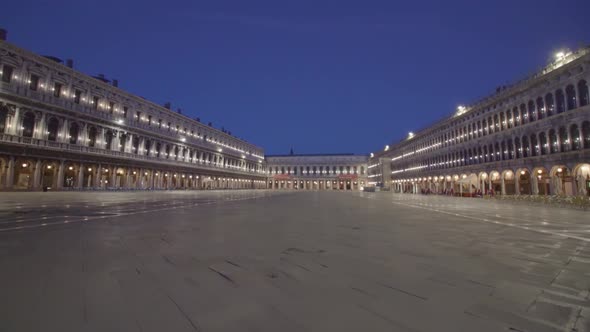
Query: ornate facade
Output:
[[370, 48, 590, 197], [0, 37, 267, 191], [266, 154, 368, 191]]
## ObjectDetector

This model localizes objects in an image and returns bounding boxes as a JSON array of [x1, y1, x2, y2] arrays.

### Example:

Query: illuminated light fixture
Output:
[[132, 171, 136, 175], [384, 145, 389, 151], [47, 165, 52, 169], [180, 138, 186, 142], [117, 119, 124, 124], [557, 168, 563, 173], [21, 163, 28, 168], [520, 170, 526, 175], [144, 172, 148, 176], [88, 168, 92, 172], [408, 132, 415, 139], [68, 166, 74, 170], [104, 169, 109, 172], [554, 51, 566, 60]]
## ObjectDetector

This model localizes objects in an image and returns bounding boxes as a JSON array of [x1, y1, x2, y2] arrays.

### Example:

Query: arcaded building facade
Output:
[[0, 37, 267, 191], [370, 48, 590, 197], [266, 154, 368, 191]]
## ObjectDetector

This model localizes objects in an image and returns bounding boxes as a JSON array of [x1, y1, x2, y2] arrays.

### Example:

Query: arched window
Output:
[[120, 133, 127, 152], [506, 110, 512, 128], [105, 130, 113, 150], [69, 122, 79, 144], [531, 134, 539, 156], [501, 141, 507, 160], [507, 139, 514, 159], [500, 112, 506, 130], [47, 117, 59, 141], [0, 106, 8, 133], [545, 93, 554, 116], [536, 97, 545, 120], [582, 121, 590, 149], [495, 142, 501, 161], [513, 107, 520, 126], [559, 127, 569, 152], [132, 136, 139, 154], [156, 142, 161, 157], [22, 112, 35, 138], [522, 136, 529, 158], [519, 104, 527, 123], [566, 85, 576, 110], [174, 146, 179, 159], [549, 129, 558, 153], [145, 139, 152, 155], [578, 80, 589, 107], [88, 127, 97, 147], [527, 100, 536, 122], [514, 137, 521, 158], [555, 89, 565, 113], [571, 124, 580, 150]]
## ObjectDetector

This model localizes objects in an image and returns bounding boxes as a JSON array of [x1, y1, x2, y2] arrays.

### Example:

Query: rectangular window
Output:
[[1, 65, 13, 83], [123, 106, 128, 117], [92, 96, 99, 110], [74, 89, 82, 104], [53, 82, 62, 98], [136, 111, 141, 121], [167, 122, 171, 131], [109, 102, 114, 114], [158, 119, 162, 128], [29, 74, 39, 91], [148, 115, 152, 125]]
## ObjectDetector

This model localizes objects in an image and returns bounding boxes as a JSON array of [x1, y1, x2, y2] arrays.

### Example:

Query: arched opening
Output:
[[119, 133, 128, 152], [522, 136, 529, 158], [549, 129, 558, 153], [503, 170, 516, 195], [531, 134, 539, 156], [555, 89, 565, 113], [88, 126, 97, 147], [22, 112, 35, 138], [145, 139, 152, 156], [536, 97, 545, 119], [571, 124, 581, 151], [578, 80, 589, 107], [47, 117, 59, 141], [538, 133, 547, 155], [558, 127, 569, 152], [566, 85, 576, 110], [69, 122, 79, 144], [13, 160, 34, 189], [0, 106, 9, 133], [156, 142, 161, 157], [545, 93, 554, 116], [533, 168, 550, 195], [517, 169, 531, 195], [514, 137, 521, 158], [527, 100, 536, 122], [41, 162, 58, 189], [551, 166, 574, 196], [583, 121, 590, 149], [105, 130, 113, 150], [63, 163, 78, 188], [132, 136, 139, 154], [490, 171, 501, 194]]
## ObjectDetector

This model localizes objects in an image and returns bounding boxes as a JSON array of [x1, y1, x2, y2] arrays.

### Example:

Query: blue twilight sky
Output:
[[1, 0, 589, 155]]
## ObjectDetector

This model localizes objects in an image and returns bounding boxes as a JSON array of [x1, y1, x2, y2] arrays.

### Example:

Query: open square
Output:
[[1, 191, 588, 332]]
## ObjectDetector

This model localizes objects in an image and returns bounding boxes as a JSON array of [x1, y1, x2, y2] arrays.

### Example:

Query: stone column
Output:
[[531, 174, 539, 195], [77, 163, 84, 188], [501, 176, 506, 195], [56, 160, 65, 190], [32, 159, 42, 190]]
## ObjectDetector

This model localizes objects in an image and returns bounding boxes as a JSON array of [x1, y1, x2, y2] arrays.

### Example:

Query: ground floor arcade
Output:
[[393, 162, 590, 197], [0, 155, 267, 191], [268, 177, 366, 191]]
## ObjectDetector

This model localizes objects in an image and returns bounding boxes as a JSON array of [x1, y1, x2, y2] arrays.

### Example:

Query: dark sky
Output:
[[2, 1, 589, 155]]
